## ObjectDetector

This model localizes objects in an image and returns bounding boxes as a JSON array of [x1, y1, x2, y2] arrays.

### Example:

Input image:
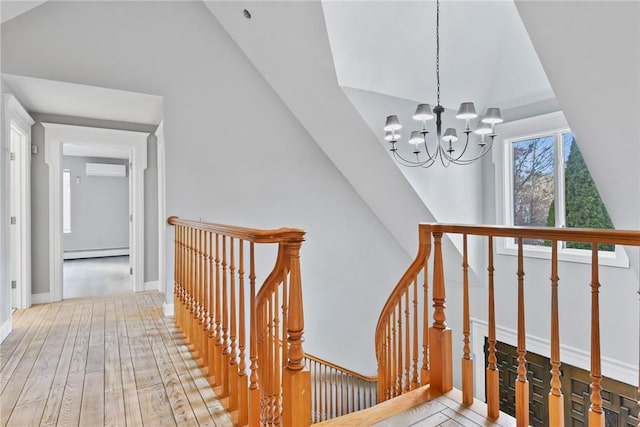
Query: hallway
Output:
[[63, 256, 131, 300], [0, 292, 233, 427]]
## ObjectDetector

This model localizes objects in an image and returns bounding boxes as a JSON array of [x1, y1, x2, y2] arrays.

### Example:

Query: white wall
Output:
[[62, 156, 129, 253], [0, 79, 13, 340], [0, 1, 411, 374]]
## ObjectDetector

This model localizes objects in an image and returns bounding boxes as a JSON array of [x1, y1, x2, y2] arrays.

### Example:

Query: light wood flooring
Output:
[[0, 291, 233, 427], [63, 256, 131, 300]]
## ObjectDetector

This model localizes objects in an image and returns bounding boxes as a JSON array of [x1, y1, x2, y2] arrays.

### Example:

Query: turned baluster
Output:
[[248, 242, 260, 426], [214, 234, 223, 388], [174, 225, 181, 328], [588, 243, 604, 427], [207, 231, 216, 383], [515, 238, 529, 427], [549, 241, 564, 426], [462, 234, 473, 405], [220, 236, 230, 397], [422, 231, 431, 386], [228, 238, 239, 411], [412, 278, 419, 390], [486, 236, 499, 419], [238, 240, 249, 426], [404, 291, 410, 392]]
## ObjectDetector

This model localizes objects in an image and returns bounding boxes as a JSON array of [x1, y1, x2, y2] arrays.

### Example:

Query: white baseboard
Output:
[[0, 317, 12, 343], [31, 292, 52, 304], [144, 281, 160, 291], [64, 248, 129, 260], [163, 303, 174, 317]]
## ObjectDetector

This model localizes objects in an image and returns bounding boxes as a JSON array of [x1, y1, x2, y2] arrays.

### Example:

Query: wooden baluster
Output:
[[180, 225, 186, 331], [412, 278, 419, 390], [192, 228, 200, 355], [462, 234, 474, 405], [486, 236, 499, 419], [422, 236, 431, 386], [404, 291, 410, 392], [186, 227, 193, 345], [274, 280, 282, 423], [397, 303, 403, 395], [228, 238, 239, 411], [190, 227, 197, 348], [221, 236, 230, 397], [282, 240, 311, 427], [174, 225, 181, 328], [589, 243, 604, 427], [430, 231, 453, 394], [515, 238, 529, 427], [266, 296, 274, 424], [385, 322, 391, 401], [214, 234, 223, 388], [549, 241, 564, 426], [324, 363, 328, 421], [282, 266, 289, 375], [238, 240, 249, 426], [200, 229, 208, 368], [248, 242, 260, 427], [208, 231, 216, 384], [391, 309, 396, 397]]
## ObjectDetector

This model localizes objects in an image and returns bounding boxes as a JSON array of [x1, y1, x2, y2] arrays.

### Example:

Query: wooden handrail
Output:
[[169, 216, 310, 427], [374, 222, 640, 427], [168, 216, 305, 243]]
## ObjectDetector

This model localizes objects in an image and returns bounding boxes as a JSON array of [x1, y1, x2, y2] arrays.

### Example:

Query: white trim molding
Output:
[[144, 281, 160, 291], [0, 317, 12, 343], [163, 302, 174, 317], [31, 292, 52, 304], [470, 318, 637, 401], [63, 248, 130, 260], [43, 123, 148, 301], [155, 121, 167, 303]]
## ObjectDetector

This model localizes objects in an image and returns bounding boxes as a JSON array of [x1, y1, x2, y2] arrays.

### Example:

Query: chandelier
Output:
[[383, 0, 503, 168]]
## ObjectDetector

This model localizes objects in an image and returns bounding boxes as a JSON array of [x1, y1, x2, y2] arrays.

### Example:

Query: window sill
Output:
[[497, 240, 630, 269]]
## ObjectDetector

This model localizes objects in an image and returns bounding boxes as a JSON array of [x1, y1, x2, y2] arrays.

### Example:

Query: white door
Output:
[[9, 125, 28, 308]]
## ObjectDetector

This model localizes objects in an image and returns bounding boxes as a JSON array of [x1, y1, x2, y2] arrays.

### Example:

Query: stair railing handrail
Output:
[[168, 216, 310, 427], [374, 222, 640, 427]]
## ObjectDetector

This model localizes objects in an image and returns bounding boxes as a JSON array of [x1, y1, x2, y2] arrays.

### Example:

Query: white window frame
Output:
[[494, 111, 628, 268], [62, 169, 71, 234]]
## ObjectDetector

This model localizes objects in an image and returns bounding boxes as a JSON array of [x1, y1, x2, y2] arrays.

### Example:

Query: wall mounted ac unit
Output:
[[85, 163, 127, 177]]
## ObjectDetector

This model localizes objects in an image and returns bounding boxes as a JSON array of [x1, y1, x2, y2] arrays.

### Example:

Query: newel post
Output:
[[281, 239, 311, 427], [429, 231, 453, 394]]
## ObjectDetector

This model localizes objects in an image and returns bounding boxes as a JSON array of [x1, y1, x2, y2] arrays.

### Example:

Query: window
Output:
[[63, 170, 71, 234], [498, 112, 626, 266]]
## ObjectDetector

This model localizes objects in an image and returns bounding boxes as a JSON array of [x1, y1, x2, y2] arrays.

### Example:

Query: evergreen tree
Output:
[[563, 138, 614, 251]]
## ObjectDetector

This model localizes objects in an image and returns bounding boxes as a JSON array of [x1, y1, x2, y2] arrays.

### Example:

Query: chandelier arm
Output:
[[447, 135, 496, 165], [392, 150, 436, 168], [445, 132, 472, 162]]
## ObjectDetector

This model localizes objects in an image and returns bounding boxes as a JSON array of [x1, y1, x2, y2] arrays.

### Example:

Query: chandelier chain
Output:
[[436, 0, 440, 106]]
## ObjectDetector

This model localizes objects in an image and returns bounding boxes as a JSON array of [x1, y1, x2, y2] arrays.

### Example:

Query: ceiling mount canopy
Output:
[[383, 0, 503, 168]]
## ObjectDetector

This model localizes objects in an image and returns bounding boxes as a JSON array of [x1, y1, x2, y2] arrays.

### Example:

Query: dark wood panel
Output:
[[484, 339, 638, 427]]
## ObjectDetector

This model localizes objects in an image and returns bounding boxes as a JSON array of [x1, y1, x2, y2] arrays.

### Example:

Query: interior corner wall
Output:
[[1, 1, 411, 373], [62, 156, 129, 253], [29, 113, 159, 295]]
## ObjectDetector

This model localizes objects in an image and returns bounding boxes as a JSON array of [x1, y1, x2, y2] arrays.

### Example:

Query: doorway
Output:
[[43, 123, 148, 301], [5, 94, 34, 310], [61, 151, 132, 299]]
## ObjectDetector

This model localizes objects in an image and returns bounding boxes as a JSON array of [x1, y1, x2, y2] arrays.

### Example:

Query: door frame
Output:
[[4, 94, 34, 309], [43, 123, 148, 301]]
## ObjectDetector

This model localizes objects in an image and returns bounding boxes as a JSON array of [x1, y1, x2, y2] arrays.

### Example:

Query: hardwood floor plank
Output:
[[41, 386, 65, 426], [51, 305, 82, 389], [137, 385, 176, 427], [79, 371, 105, 426], [16, 373, 55, 405], [104, 389, 126, 427], [5, 399, 47, 427], [1, 292, 235, 427], [56, 370, 84, 427]]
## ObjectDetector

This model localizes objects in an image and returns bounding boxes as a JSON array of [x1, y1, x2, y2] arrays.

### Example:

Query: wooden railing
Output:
[[304, 353, 377, 423], [168, 216, 310, 427], [376, 223, 640, 427]]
